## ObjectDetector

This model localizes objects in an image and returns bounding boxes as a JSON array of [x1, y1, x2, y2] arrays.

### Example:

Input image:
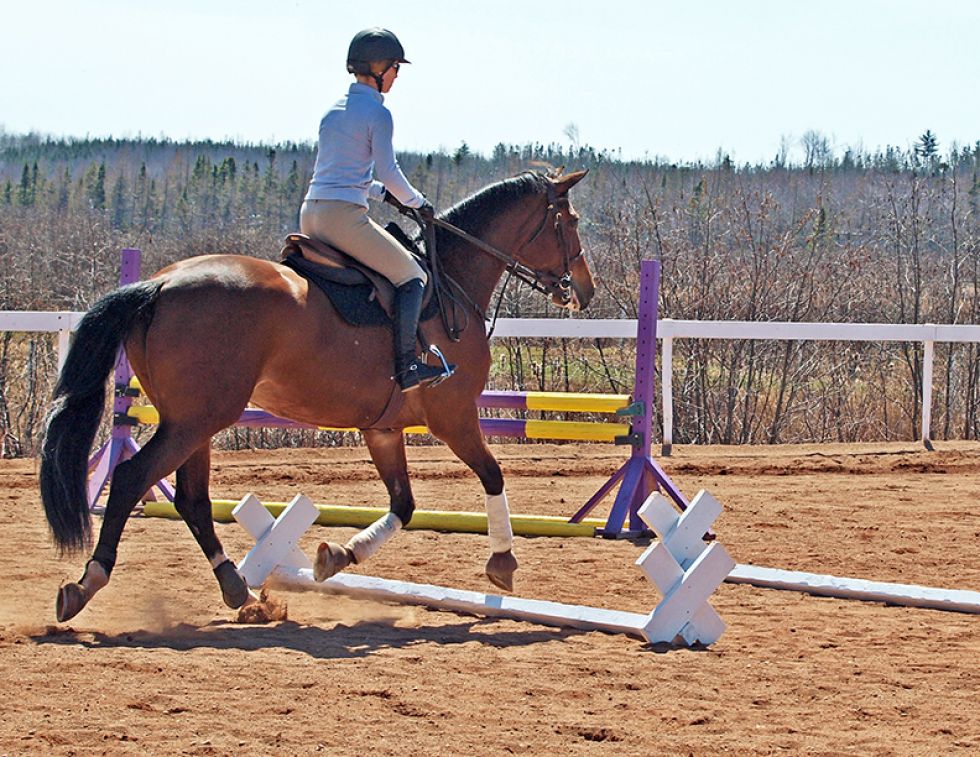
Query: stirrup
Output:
[[396, 345, 456, 392], [427, 345, 456, 386]]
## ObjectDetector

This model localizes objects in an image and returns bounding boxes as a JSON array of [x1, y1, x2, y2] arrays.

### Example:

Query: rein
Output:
[[407, 180, 581, 342]]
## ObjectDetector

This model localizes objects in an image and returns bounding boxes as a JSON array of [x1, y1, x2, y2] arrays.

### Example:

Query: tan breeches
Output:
[[299, 199, 425, 286]]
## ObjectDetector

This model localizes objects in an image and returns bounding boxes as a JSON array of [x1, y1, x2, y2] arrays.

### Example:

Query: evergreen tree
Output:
[[17, 164, 32, 206], [56, 166, 71, 210], [143, 177, 159, 232], [191, 153, 211, 183], [262, 149, 279, 213], [915, 130, 939, 160], [86, 161, 106, 210], [175, 185, 192, 236], [218, 158, 237, 224], [452, 141, 470, 166], [110, 174, 128, 228], [219, 156, 237, 183], [134, 162, 148, 219]]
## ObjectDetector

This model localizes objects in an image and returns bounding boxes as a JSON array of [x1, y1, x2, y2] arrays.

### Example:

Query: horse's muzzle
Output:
[[551, 291, 578, 311]]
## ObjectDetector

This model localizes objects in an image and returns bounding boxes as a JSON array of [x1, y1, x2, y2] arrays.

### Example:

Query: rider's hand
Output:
[[418, 201, 435, 223]]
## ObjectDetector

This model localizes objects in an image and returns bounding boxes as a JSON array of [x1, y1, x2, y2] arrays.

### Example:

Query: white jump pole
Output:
[[727, 565, 980, 614]]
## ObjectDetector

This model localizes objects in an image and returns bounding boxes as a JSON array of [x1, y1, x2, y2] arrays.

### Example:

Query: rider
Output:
[[300, 27, 453, 392]]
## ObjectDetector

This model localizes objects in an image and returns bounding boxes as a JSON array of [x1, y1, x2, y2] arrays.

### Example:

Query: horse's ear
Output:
[[552, 169, 588, 195]]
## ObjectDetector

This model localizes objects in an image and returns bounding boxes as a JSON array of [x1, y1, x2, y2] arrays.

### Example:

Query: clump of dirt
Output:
[[235, 587, 288, 623]]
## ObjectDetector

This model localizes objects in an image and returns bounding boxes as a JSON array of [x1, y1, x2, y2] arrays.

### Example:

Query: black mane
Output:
[[436, 172, 550, 240]]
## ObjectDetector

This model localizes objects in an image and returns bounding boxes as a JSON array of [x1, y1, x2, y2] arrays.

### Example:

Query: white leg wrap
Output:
[[208, 552, 230, 570], [486, 490, 513, 554], [345, 513, 403, 565]]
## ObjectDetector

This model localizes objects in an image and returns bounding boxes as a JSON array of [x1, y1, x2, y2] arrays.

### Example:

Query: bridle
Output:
[[428, 180, 583, 307]]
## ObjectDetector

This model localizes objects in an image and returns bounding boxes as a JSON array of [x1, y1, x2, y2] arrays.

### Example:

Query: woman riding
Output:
[[300, 27, 452, 392]]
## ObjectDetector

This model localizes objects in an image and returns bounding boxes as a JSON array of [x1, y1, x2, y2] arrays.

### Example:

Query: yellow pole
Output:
[[142, 499, 605, 538]]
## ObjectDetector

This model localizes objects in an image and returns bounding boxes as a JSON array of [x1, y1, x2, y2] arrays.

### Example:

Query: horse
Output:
[[39, 170, 595, 623]]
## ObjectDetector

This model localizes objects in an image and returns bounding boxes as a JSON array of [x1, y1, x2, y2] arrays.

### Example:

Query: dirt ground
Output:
[[0, 441, 978, 756]]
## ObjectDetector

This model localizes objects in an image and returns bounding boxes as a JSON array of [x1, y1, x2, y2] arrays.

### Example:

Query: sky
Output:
[[1, 0, 978, 165]]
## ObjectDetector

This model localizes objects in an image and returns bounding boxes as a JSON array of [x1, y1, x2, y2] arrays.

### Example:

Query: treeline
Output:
[[1, 131, 979, 456]]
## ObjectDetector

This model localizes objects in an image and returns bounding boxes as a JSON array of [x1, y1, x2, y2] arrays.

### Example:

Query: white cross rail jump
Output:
[[232, 490, 980, 621], [233, 490, 736, 647]]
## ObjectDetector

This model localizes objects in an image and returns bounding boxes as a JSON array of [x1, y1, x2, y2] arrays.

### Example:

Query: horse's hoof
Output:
[[314, 542, 352, 582], [213, 560, 250, 609], [236, 587, 288, 624], [56, 582, 88, 623], [485, 550, 518, 592]]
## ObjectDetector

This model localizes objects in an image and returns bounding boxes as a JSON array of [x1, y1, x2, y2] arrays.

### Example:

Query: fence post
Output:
[[922, 338, 934, 450], [56, 327, 71, 373]]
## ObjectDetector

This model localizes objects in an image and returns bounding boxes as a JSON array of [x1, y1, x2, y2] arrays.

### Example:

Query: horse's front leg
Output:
[[313, 428, 413, 581], [428, 414, 518, 592]]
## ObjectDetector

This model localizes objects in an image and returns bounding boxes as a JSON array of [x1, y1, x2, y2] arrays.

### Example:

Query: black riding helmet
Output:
[[347, 28, 409, 91]]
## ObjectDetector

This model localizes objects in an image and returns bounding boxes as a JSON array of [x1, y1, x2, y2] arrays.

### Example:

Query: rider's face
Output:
[[380, 61, 399, 93]]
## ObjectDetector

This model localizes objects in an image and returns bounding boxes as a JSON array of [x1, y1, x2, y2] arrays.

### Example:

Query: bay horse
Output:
[[40, 170, 594, 623]]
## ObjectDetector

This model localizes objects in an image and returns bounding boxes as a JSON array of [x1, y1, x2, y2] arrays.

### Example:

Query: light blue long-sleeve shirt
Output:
[[304, 83, 425, 208]]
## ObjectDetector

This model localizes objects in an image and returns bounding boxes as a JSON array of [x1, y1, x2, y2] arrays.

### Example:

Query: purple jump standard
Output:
[[570, 260, 688, 536]]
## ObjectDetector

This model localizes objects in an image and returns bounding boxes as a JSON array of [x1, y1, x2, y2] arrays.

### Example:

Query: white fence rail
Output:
[[0, 312, 85, 372], [4, 312, 980, 449]]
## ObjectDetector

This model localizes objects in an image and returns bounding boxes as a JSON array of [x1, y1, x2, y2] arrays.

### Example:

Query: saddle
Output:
[[279, 227, 437, 327]]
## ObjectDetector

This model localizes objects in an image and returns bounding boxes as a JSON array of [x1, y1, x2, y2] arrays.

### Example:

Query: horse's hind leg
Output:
[[56, 425, 201, 622], [313, 428, 412, 581], [173, 444, 252, 610], [428, 414, 518, 591]]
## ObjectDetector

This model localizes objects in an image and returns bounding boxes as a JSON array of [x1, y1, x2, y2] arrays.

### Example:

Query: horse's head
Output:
[[519, 170, 595, 312], [436, 170, 596, 313]]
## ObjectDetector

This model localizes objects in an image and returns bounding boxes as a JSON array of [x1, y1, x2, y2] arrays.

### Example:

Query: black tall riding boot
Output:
[[393, 279, 455, 392]]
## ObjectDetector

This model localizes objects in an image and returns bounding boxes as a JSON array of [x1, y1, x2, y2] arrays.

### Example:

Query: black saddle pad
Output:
[[280, 253, 438, 328]]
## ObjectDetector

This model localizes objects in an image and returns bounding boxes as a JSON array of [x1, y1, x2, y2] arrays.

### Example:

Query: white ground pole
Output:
[[726, 565, 980, 613], [231, 492, 736, 647]]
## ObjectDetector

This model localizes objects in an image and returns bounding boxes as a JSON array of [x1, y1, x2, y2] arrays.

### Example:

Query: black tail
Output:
[[39, 280, 163, 553]]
